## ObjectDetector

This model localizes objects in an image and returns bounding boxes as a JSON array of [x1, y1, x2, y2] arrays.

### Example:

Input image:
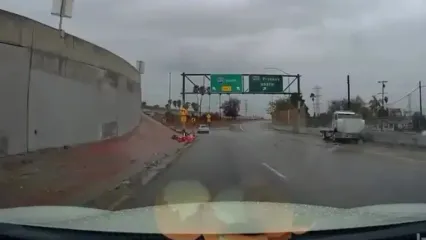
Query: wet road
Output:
[[104, 121, 426, 210]]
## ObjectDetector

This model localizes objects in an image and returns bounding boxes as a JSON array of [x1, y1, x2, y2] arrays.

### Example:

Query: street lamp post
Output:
[[168, 72, 172, 101], [136, 60, 145, 102]]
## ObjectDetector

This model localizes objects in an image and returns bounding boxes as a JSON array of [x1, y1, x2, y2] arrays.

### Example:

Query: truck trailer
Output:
[[320, 111, 365, 144]]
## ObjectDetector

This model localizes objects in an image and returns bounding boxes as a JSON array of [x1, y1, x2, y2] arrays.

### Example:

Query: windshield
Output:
[[2, 0, 426, 237], [337, 114, 362, 119]]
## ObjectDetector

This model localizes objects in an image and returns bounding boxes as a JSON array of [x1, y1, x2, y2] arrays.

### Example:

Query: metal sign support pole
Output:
[[181, 72, 186, 103], [296, 74, 301, 133], [58, 0, 64, 31]]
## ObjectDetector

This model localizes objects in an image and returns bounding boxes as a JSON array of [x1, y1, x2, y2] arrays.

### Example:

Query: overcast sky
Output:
[[2, 0, 426, 116]]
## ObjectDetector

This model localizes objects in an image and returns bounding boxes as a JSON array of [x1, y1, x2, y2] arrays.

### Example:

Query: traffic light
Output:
[[199, 86, 206, 95], [193, 85, 199, 93]]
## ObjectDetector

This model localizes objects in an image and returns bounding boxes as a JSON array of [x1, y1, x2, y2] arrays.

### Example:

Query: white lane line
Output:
[[262, 163, 287, 181], [239, 124, 245, 131]]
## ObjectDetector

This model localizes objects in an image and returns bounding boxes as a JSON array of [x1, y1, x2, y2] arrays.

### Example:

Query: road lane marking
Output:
[[108, 195, 129, 210], [239, 124, 244, 131], [262, 163, 287, 181]]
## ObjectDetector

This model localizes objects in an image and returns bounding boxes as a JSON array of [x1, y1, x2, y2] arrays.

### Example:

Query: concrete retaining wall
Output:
[[0, 10, 141, 155]]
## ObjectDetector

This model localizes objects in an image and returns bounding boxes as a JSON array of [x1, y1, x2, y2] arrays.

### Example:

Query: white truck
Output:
[[320, 111, 366, 143]]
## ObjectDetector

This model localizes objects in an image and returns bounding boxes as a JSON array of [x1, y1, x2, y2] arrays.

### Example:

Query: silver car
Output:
[[197, 124, 210, 134]]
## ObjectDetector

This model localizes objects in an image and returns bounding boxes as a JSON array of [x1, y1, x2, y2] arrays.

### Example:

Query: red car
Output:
[[171, 133, 196, 143]]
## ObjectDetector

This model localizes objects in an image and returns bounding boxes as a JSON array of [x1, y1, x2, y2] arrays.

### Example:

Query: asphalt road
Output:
[[108, 121, 426, 210]]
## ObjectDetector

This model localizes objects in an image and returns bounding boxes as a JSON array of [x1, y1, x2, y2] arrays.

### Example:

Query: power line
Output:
[[387, 82, 425, 116], [388, 86, 418, 106]]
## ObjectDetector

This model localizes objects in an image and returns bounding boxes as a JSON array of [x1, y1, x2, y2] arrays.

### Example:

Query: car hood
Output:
[[0, 202, 426, 234]]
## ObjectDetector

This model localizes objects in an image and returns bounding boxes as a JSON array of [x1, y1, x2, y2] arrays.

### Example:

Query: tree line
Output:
[[142, 96, 242, 119], [267, 93, 310, 116], [326, 95, 390, 119]]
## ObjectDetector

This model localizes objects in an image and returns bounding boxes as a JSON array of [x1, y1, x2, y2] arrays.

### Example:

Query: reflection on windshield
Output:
[[337, 114, 362, 119]]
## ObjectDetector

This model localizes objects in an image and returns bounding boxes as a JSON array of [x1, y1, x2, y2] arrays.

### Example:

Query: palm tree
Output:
[[369, 96, 381, 115], [191, 102, 199, 113], [183, 102, 190, 110], [165, 104, 171, 111]]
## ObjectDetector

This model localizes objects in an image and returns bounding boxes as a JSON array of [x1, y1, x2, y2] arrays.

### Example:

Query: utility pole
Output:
[[378, 81, 388, 107], [377, 80, 388, 131], [347, 75, 351, 110], [420, 81, 423, 116], [407, 92, 412, 116], [168, 72, 172, 101], [296, 74, 301, 133]]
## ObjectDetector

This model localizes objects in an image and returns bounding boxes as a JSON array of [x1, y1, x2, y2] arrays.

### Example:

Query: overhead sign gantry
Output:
[[181, 73, 301, 103]]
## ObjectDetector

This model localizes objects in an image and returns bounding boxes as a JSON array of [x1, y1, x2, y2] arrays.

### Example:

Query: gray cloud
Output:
[[2, 0, 426, 115]]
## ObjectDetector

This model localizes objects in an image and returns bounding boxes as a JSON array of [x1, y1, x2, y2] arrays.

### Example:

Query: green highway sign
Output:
[[248, 75, 283, 93], [210, 74, 243, 93]]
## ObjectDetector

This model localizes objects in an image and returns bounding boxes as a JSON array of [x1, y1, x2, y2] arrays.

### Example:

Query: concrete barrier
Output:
[[271, 123, 426, 148], [271, 124, 319, 135], [0, 10, 141, 155], [368, 131, 426, 148]]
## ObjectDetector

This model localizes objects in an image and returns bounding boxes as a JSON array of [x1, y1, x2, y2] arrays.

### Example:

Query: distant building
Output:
[[368, 116, 413, 131], [388, 108, 403, 117]]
